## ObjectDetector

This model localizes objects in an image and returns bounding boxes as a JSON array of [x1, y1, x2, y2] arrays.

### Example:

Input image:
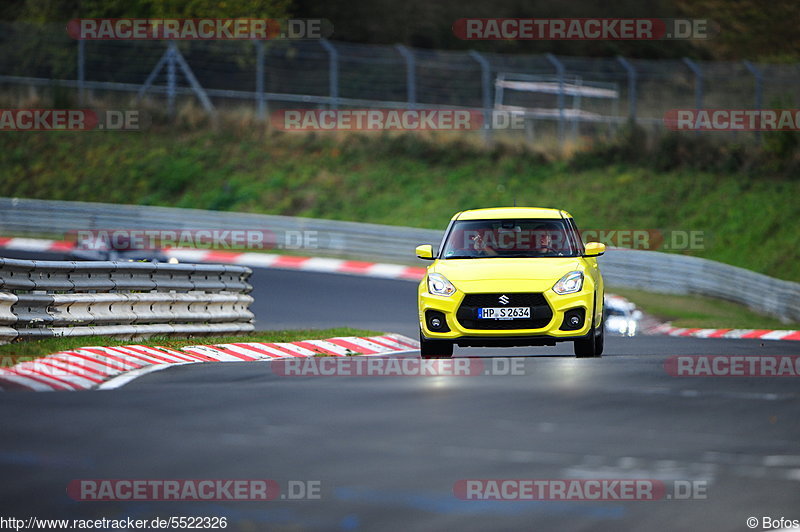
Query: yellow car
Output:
[[416, 207, 605, 358]]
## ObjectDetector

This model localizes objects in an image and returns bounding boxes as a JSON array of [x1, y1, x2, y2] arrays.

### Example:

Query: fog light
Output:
[[560, 308, 586, 331], [425, 310, 450, 332]]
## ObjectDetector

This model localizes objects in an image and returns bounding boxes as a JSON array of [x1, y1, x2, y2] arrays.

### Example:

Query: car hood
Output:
[[431, 257, 583, 282]]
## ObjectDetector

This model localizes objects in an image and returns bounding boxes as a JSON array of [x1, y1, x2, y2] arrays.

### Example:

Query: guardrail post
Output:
[[254, 40, 266, 120], [395, 44, 417, 109], [77, 39, 85, 106], [320, 39, 339, 110], [682, 58, 703, 135], [616, 56, 637, 123], [546, 53, 566, 147], [743, 60, 763, 141], [468, 50, 492, 144]]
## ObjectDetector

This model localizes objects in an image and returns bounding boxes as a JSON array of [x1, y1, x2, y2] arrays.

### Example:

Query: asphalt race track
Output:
[[1, 252, 799, 531]]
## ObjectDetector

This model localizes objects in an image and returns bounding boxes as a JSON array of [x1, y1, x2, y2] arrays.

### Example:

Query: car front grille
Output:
[[456, 292, 553, 330]]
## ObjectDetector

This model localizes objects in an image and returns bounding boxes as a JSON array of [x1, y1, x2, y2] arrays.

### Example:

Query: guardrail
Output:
[[600, 248, 800, 323], [1, 197, 798, 323], [0, 257, 254, 344], [0, 197, 436, 264]]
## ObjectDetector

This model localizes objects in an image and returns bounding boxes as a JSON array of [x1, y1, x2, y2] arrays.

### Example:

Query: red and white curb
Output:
[[0, 236, 75, 253], [645, 323, 800, 342], [0, 334, 420, 392], [0, 237, 427, 281]]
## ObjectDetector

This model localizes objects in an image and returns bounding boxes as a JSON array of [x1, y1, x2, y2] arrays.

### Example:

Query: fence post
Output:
[[320, 39, 340, 110], [743, 60, 763, 141], [395, 44, 416, 109], [166, 43, 177, 118], [616, 55, 637, 123], [682, 58, 703, 109], [254, 40, 266, 120], [546, 53, 566, 146], [137, 45, 171, 102], [77, 39, 85, 106], [468, 50, 492, 144], [682, 58, 703, 135], [136, 42, 214, 120], [171, 43, 216, 117]]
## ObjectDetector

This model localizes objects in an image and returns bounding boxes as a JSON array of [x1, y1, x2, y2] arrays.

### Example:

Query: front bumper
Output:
[[419, 283, 595, 344]]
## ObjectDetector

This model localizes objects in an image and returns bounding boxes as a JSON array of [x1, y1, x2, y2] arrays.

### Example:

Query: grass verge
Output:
[[0, 327, 383, 362], [610, 288, 798, 330]]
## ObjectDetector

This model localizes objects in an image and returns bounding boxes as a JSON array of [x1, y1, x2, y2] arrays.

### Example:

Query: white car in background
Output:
[[603, 295, 642, 336]]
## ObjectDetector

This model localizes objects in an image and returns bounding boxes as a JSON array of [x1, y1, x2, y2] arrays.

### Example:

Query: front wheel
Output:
[[574, 315, 604, 358], [420, 331, 453, 359]]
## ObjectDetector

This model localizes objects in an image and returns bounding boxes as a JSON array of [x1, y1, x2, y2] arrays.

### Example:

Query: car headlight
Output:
[[553, 271, 584, 295], [428, 273, 456, 296]]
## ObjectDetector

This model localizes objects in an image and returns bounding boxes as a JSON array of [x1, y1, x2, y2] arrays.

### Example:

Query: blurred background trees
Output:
[[1, 0, 796, 60]]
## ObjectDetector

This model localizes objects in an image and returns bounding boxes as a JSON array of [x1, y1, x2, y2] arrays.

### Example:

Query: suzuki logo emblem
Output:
[[498, 295, 510, 305]]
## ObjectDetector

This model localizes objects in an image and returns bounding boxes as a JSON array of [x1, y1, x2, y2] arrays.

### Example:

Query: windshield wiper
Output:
[[444, 255, 479, 259]]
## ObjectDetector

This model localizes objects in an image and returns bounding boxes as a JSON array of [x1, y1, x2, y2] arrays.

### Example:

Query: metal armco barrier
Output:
[[0, 197, 436, 264], [1, 197, 799, 323], [0, 257, 254, 344], [601, 248, 800, 323]]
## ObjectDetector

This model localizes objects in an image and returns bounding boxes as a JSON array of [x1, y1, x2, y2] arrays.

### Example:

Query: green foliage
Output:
[[0, 128, 797, 281], [571, 125, 798, 177], [1, 0, 796, 60], [674, 0, 800, 61]]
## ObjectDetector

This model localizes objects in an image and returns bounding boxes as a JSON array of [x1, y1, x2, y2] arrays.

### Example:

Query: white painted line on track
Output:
[[98, 362, 195, 390]]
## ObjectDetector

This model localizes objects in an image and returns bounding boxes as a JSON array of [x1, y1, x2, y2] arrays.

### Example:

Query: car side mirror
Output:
[[584, 242, 606, 257], [416, 244, 435, 260]]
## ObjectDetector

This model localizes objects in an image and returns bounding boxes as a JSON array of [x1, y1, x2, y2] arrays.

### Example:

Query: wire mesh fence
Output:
[[0, 22, 798, 144]]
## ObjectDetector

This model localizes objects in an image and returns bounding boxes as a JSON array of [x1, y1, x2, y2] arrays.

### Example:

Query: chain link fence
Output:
[[1, 22, 799, 143]]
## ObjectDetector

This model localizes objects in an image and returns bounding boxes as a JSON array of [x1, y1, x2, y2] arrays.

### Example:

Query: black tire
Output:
[[574, 309, 604, 358], [420, 331, 453, 359], [573, 334, 595, 358], [594, 319, 604, 356]]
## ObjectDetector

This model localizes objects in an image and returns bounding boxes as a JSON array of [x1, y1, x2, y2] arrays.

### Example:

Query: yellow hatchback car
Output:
[[416, 207, 605, 358]]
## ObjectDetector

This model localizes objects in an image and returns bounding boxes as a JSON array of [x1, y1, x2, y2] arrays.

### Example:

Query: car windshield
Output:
[[440, 219, 580, 259]]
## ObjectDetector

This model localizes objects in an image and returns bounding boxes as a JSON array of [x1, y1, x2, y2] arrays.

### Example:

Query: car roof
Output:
[[453, 207, 570, 220]]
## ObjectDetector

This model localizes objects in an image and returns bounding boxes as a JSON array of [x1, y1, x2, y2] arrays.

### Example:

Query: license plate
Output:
[[478, 307, 531, 320]]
